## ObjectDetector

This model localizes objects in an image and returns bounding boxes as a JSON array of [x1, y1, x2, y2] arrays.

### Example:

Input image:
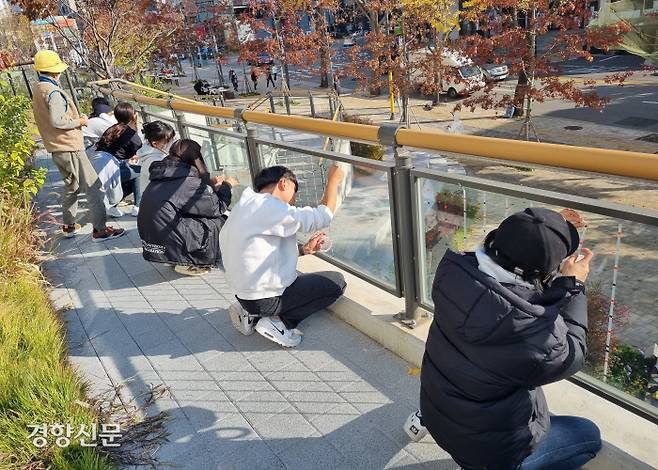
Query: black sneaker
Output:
[[92, 226, 126, 242]]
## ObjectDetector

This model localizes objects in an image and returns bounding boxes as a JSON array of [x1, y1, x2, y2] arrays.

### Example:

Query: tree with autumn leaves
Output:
[[236, 0, 340, 91], [13, 0, 184, 79], [456, 0, 633, 138], [342, 0, 632, 138]]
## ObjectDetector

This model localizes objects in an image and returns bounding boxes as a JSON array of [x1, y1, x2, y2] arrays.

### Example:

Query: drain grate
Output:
[[615, 117, 658, 129], [637, 133, 658, 143], [564, 125, 583, 131]]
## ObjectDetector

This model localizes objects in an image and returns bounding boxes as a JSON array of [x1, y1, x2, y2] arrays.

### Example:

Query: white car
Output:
[[342, 36, 356, 47]]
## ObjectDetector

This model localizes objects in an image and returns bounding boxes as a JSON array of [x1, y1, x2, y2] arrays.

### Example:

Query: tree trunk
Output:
[[432, 32, 444, 106]]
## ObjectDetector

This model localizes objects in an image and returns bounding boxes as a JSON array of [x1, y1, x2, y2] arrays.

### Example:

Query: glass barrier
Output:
[[407, 146, 658, 212], [415, 172, 658, 414], [257, 142, 398, 292]]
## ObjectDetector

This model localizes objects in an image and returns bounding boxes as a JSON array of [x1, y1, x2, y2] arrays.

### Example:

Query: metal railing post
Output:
[[328, 94, 335, 119], [21, 68, 33, 99], [173, 108, 190, 139], [138, 105, 149, 124], [235, 108, 261, 187], [208, 131, 222, 173], [379, 123, 421, 327], [6, 72, 17, 96], [308, 91, 316, 118], [284, 93, 291, 115], [64, 70, 80, 111], [269, 93, 276, 113]]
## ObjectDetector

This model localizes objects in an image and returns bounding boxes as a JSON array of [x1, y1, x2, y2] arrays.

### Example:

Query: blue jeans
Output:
[[520, 416, 601, 470], [119, 161, 141, 206]]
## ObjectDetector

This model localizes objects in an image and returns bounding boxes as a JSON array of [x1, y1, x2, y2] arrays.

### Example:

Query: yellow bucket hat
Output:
[[34, 50, 68, 74]]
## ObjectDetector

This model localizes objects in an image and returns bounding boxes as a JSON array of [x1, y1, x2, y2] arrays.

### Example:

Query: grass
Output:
[[0, 192, 114, 470]]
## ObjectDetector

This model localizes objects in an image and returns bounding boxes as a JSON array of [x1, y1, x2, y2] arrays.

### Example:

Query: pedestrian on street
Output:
[[250, 67, 259, 91], [266, 66, 275, 88], [220, 164, 347, 348], [229, 69, 239, 92], [405, 207, 601, 470], [333, 73, 341, 97], [31, 50, 124, 242], [272, 64, 280, 82]]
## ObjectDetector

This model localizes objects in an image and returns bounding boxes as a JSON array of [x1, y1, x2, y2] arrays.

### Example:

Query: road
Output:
[[177, 47, 658, 135]]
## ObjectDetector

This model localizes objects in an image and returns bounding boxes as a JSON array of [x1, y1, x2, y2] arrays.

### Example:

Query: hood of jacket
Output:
[[149, 159, 199, 182], [433, 250, 560, 346], [136, 143, 166, 160]]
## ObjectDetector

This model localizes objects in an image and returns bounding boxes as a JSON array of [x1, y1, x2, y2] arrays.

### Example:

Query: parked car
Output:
[[411, 49, 486, 99], [248, 52, 273, 66], [343, 35, 356, 47], [480, 63, 509, 82]]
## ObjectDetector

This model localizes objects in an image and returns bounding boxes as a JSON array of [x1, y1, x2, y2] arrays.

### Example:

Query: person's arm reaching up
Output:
[[318, 164, 345, 214]]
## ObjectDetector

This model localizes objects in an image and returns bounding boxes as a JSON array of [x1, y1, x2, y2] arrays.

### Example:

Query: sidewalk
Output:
[[37, 152, 454, 469]]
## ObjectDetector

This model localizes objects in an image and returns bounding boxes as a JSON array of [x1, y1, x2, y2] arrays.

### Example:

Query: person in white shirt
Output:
[[220, 164, 347, 347], [82, 97, 117, 149], [87, 149, 123, 212]]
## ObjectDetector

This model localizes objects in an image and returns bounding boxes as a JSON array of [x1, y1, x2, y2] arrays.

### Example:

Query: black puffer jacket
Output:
[[420, 250, 588, 469], [137, 159, 231, 267]]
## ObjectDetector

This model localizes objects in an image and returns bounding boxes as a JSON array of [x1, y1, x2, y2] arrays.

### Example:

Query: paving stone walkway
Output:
[[36, 153, 455, 469]]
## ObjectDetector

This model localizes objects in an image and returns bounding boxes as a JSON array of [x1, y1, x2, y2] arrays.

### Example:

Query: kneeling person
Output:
[[220, 165, 347, 347], [138, 139, 235, 275]]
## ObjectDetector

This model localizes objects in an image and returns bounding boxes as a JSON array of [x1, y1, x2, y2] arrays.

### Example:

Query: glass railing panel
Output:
[[256, 142, 398, 291], [204, 128, 252, 208], [407, 146, 658, 211], [415, 173, 658, 416]]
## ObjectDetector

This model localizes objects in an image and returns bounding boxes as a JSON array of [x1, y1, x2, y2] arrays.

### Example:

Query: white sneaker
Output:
[[404, 409, 428, 442], [173, 265, 211, 276], [255, 317, 302, 348], [107, 206, 124, 218], [229, 302, 257, 336], [130, 206, 139, 217]]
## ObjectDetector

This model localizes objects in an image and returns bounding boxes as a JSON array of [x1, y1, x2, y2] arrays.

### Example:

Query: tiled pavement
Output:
[[36, 153, 455, 469]]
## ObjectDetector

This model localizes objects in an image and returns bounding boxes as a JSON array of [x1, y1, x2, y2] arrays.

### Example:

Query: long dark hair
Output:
[[96, 102, 136, 151], [167, 139, 212, 186]]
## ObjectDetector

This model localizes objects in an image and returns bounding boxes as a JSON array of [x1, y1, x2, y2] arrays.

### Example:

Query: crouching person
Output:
[[220, 165, 347, 348], [406, 207, 601, 470], [137, 139, 236, 276]]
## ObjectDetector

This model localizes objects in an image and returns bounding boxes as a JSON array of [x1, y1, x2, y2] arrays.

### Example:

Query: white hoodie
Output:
[[220, 187, 333, 300], [82, 113, 117, 148], [136, 143, 168, 193], [87, 150, 123, 209]]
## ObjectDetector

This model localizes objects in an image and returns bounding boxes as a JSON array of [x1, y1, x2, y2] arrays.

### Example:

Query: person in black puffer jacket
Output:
[[137, 139, 237, 276], [405, 207, 601, 470]]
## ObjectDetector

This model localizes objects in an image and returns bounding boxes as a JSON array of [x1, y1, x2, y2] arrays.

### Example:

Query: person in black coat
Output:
[[405, 207, 601, 470], [137, 139, 237, 276]]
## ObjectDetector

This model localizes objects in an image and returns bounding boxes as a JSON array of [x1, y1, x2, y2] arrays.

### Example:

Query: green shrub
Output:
[[0, 81, 46, 196], [608, 344, 653, 400], [342, 113, 385, 161]]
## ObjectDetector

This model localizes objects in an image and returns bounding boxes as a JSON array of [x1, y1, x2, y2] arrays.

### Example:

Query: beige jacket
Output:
[[32, 78, 84, 153]]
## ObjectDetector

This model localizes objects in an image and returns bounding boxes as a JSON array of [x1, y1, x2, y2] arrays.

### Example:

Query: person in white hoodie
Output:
[[82, 97, 117, 149], [220, 164, 347, 347], [135, 121, 176, 194]]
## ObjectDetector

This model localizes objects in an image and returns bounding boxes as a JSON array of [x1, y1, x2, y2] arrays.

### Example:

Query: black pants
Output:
[[238, 271, 346, 329], [266, 75, 275, 87]]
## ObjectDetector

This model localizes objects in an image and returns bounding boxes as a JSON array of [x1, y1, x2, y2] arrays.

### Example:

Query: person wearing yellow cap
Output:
[[32, 50, 125, 242]]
